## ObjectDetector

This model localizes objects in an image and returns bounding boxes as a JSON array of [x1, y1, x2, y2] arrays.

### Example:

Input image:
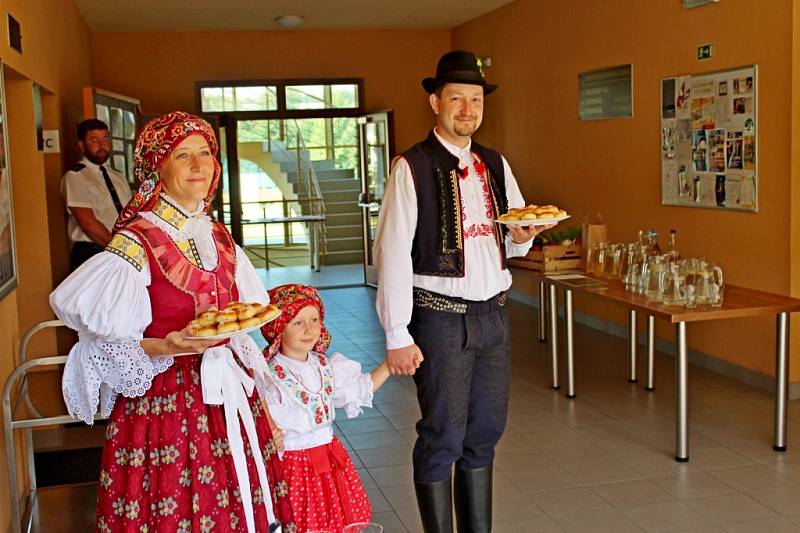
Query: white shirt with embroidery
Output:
[[374, 129, 532, 349], [49, 194, 269, 424], [264, 351, 374, 451]]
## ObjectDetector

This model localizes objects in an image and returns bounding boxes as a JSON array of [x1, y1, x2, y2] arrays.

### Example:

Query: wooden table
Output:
[[511, 265, 800, 462]]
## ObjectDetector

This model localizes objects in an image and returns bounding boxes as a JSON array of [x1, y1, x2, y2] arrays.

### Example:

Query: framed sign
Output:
[[660, 65, 757, 211], [0, 62, 18, 300]]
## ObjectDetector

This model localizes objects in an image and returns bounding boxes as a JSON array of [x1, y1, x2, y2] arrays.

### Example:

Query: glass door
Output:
[[358, 111, 393, 286]]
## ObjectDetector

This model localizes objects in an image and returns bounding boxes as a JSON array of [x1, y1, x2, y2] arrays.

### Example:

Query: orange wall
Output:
[[91, 30, 450, 153], [0, 0, 92, 528], [453, 0, 799, 381]]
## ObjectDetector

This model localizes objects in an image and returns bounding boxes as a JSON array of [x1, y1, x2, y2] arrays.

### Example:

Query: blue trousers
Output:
[[409, 293, 511, 483]]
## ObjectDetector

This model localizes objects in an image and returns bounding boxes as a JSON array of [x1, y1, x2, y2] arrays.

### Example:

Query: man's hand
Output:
[[386, 344, 424, 376], [507, 222, 557, 244]]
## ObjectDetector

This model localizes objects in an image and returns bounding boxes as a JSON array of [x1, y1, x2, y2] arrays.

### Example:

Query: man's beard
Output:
[[454, 119, 478, 137], [87, 149, 109, 166]]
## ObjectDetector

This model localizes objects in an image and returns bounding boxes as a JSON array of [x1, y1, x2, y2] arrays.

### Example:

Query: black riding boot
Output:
[[415, 477, 454, 533], [454, 464, 492, 533]]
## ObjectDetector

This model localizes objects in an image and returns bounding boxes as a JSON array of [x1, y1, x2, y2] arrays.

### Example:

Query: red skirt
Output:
[[282, 437, 371, 533], [96, 355, 295, 532]]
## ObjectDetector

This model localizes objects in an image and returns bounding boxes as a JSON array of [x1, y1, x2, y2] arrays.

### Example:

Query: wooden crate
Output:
[[508, 244, 582, 272]]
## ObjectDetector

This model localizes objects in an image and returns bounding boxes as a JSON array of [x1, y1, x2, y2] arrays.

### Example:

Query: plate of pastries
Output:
[[496, 204, 570, 226], [186, 302, 281, 340]]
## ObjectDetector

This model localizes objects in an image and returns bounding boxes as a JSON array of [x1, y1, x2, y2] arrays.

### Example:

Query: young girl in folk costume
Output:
[[259, 284, 411, 533], [50, 112, 294, 532]]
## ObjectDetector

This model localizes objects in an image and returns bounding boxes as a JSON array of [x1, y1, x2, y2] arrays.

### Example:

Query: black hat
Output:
[[422, 50, 497, 95]]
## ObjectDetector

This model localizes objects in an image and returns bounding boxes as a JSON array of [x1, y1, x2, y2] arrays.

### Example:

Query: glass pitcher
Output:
[[603, 243, 623, 278], [696, 260, 723, 304], [642, 254, 667, 302], [662, 263, 687, 306]]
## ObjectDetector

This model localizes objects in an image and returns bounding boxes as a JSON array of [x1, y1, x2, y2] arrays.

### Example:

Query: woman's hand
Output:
[[140, 328, 219, 357], [270, 425, 285, 452]]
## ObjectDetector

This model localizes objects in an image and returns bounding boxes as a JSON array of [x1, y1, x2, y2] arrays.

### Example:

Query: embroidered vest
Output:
[[124, 216, 239, 339], [401, 131, 508, 277], [268, 353, 335, 427]]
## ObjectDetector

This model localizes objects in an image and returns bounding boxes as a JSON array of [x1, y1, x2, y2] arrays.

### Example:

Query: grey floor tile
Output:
[[493, 515, 565, 532], [743, 483, 800, 514], [356, 446, 412, 468], [531, 487, 611, 517], [347, 430, 408, 450], [371, 510, 409, 533], [623, 500, 713, 532], [720, 516, 800, 532], [555, 507, 646, 532], [652, 471, 737, 500], [368, 464, 414, 488], [683, 493, 776, 524], [707, 464, 794, 491], [590, 479, 674, 508]]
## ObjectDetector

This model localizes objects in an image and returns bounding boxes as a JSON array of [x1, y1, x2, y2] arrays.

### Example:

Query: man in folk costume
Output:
[[50, 111, 294, 532], [374, 51, 552, 532]]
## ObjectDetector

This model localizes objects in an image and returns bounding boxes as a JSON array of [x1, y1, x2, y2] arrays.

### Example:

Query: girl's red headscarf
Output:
[[114, 111, 220, 231], [261, 284, 332, 359]]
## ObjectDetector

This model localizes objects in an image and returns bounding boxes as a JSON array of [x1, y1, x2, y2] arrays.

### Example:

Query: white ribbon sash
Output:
[[201, 346, 280, 533]]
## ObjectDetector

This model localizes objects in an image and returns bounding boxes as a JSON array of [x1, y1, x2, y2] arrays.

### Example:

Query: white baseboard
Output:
[[509, 289, 800, 400]]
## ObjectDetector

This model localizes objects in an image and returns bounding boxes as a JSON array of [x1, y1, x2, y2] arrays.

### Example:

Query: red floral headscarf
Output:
[[261, 284, 332, 359], [114, 111, 220, 231]]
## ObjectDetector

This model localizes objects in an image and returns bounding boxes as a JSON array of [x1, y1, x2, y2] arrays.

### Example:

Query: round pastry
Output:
[[193, 326, 217, 337], [499, 213, 520, 221], [215, 310, 237, 324], [196, 308, 219, 327], [239, 316, 261, 329], [227, 302, 245, 310], [521, 211, 538, 220], [236, 303, 263, 320], [256, 304, 280, 323], [217, 320, 240, 334], [556, 209, 568, 217]]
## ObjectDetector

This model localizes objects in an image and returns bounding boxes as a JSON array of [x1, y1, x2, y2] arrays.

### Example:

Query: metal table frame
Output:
[[522, 270, 797, 462], [2, 320, 105, 533]]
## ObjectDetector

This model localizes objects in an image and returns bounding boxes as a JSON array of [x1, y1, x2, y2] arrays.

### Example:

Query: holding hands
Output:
[[386, 344, 424, 376]]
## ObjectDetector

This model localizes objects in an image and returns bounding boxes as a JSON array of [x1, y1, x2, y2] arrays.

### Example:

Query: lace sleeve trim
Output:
[[62, 341, 174, 425]]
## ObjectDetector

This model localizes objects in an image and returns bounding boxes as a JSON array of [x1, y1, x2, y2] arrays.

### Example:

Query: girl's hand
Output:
[[412, 352, 424, 369], [270, 425, 285, 452]]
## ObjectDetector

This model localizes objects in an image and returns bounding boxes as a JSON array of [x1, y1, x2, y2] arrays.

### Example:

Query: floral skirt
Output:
[[282, 437, 370, 533], [96, 355, 295, 532]]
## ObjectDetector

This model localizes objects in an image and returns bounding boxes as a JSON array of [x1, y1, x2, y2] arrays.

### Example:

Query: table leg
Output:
[[628, 309, 638, 383], [564, 288, 575, 398], [774, 312, 790, 452], [548, 284, 560, 389], [646, 315, 656, 391], [675, 321, 689, 462], [538, 281, 547, 343]]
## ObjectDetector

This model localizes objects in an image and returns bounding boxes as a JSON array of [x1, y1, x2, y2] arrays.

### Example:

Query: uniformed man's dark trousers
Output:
[[409, 290, 510, 484], [70, 241, 104, 272]]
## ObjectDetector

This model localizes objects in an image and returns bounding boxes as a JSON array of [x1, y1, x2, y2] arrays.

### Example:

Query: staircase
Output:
[[269, 141, 364, 266]]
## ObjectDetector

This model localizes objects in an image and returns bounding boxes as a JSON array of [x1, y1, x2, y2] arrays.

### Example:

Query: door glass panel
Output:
[[123, 110, 136, 139], [286, 84, 359, 110], [95, 104, 109, 125], [110, 107, 123, 137]]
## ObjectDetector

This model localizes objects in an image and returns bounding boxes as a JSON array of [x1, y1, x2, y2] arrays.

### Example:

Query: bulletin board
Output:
[[660, 65, 757, 211]]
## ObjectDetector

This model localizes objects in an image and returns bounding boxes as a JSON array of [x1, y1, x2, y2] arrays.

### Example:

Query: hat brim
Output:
[[422, 77, 498, 95]]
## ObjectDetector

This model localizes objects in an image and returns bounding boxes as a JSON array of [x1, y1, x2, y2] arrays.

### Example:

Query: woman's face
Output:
[[159, 134, 215, 211]]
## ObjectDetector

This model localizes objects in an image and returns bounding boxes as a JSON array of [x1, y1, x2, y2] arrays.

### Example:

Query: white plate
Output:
[[495, 215, 571, 226], [186, 310, 281, 341]]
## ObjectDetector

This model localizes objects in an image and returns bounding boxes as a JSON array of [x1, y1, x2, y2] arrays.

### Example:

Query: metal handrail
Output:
[[2, 320, 104, 533]]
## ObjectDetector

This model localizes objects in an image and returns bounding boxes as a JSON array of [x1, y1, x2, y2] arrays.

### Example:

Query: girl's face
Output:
[[280, 305, 322, 360]]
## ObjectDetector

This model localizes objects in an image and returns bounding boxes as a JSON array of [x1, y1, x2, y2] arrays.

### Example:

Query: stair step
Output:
[[322, 250, 365, 265], [326, 224, 363, 239], [318, 178, 361, 192], [325, 235, 364, 253], [324, 201, 362, 215], [287, 168, 355, 182], [325, 212, 362, 226]]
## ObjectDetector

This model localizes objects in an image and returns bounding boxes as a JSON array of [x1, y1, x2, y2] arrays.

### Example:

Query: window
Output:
[[285, 84, 359, 110], [197, 79, 362, 114], [579, 65, 633, 120], [200, 86, 278, 112]]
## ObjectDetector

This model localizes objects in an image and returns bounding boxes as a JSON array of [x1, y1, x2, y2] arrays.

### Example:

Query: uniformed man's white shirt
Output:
[[61, 157, 132, 244]]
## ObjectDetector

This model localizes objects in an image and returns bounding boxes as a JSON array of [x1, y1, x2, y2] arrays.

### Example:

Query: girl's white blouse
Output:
[[264, 351, 374, 451], [49, 199, 269, 424]]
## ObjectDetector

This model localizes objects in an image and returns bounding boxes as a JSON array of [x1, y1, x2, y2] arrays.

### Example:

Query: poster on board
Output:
[[660, 65, 757, 211]]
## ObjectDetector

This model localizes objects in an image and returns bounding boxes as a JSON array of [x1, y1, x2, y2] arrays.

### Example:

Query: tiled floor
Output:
[[28, 286, 800, 532]]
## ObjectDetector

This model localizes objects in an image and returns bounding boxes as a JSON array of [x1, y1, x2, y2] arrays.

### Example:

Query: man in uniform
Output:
[[374, 51, 553, 532], [61, 119, 132, 270]]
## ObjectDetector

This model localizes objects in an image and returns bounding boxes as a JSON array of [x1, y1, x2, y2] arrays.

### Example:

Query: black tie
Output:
[[100, 165, 124, 214]]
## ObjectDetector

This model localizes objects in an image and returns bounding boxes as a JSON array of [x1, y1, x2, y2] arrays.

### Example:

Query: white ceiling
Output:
[[75, 0, 517, 32]]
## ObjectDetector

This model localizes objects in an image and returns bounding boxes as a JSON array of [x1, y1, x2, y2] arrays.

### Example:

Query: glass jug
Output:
[[643, 255, 667, 302], [662, 263, 687, 306], [696, 261, 723, 304]]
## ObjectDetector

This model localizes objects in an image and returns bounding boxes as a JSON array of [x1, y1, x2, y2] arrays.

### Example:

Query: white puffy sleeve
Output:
[[234, 245, 269, 305], [49, 235, 173, 425], [329, 352, 374, 418]]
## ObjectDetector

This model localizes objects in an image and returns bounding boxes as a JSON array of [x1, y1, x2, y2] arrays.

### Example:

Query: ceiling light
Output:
[[275, 15, 304, 28]]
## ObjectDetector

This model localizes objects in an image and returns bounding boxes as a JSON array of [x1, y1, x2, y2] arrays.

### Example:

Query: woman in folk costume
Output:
[[259, 284, 409, 533], [50, 111, 295, 532]]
